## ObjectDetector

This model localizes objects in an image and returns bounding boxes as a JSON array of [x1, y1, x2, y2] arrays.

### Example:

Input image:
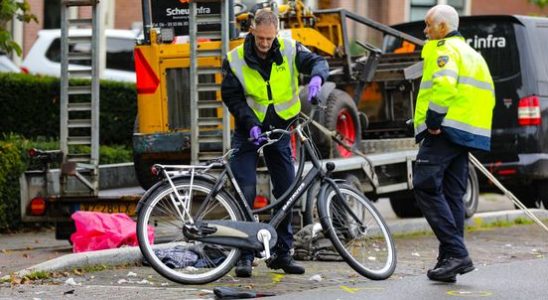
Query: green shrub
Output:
[[0, 134, 132, 231], [0, 73, 136, 145], [0, 135, 31, 230]]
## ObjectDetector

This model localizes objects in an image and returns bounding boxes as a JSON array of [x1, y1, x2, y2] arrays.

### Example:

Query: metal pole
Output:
[[469, 154, 548, 233], [141, 0, 152, 44]]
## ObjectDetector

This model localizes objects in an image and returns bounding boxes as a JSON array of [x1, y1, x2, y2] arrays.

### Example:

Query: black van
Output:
[[384, 15, 548, 209]]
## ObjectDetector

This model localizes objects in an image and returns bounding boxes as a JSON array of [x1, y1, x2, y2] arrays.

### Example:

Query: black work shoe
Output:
[[428, 256, 445, 272], [427, 256, 474, 282], [235, 259, 253, 278], [266, 254, 305, 274], [427, 257, 456, 283]]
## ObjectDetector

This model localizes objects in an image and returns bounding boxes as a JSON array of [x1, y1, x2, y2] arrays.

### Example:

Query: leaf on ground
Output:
[[10, 276, 22, 285]]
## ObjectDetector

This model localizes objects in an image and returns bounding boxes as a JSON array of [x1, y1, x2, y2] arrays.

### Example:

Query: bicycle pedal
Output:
[[257, 229, 272, 259]]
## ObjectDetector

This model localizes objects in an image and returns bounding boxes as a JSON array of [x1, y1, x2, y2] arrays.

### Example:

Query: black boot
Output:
[[235, 259, 253, 278], [427, 256, 456, 283], [267, 254, 305, 274], [427, 256, 474, 282]]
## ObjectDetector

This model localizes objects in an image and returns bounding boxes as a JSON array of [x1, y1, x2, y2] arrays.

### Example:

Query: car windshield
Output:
[[45, 36, 136, 72]]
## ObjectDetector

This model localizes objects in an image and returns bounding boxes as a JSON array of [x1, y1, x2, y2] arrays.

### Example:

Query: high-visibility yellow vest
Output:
[[227, 38, 300, 122], [414, 35, 495, 151]]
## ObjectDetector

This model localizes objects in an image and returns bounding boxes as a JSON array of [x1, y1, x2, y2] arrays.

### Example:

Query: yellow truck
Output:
[[20, 0, 479, 240]]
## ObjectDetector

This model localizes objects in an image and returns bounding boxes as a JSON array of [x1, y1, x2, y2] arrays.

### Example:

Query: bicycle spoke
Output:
[[137, 178, 242, 284]]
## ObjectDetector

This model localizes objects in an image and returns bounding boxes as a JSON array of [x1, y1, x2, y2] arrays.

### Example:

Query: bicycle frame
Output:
[[146, 107, 368, 255], [189, 122, 366, 234]]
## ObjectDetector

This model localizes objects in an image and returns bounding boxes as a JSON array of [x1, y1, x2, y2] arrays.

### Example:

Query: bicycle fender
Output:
[[316, 178, 346, 208], [135, 174, 220, 215]]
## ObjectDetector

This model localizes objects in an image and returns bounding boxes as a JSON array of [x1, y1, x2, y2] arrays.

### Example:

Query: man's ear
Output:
[[439, 21, 449, 35]]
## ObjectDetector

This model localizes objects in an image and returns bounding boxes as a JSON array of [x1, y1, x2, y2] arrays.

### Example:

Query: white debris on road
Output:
[[65, 278, 81, 286], [309, 274, 322, 282]]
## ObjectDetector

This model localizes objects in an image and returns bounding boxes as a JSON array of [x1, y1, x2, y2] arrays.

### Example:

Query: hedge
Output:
[[0, 134, 133, 231], [0, 73, 137, 145], [0, 135, 31, 230]]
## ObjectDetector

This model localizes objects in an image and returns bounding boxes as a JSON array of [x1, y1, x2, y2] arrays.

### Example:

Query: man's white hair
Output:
[[429, 4, 459, 31]]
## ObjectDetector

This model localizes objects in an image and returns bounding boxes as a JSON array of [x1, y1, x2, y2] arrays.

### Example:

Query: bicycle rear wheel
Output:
[[318, 183, 396, 280], [137, 177, 242, 284]]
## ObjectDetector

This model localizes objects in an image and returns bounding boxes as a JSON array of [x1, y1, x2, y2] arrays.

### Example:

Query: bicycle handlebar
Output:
[[248, 99, 321, 147]]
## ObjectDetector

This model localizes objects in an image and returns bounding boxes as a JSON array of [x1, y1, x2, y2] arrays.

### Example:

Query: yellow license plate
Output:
[[80, 202, 137, 216]]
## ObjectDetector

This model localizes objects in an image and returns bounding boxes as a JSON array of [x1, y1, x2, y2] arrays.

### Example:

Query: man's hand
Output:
[[428, 128, 441, 135], [249, 125, 267, 146], [307, 76, 322, 102]]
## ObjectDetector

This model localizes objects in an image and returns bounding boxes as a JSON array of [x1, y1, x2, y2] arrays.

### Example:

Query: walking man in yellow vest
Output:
[[413, 4, 495, 283], [221, 9, 329, 278]]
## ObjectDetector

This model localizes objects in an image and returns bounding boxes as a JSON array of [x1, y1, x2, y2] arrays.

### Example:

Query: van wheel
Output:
[[538, 181, 548, 209], [511, 186, 540, 209]]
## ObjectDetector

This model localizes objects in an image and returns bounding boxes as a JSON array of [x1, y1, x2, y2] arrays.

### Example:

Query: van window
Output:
[[384, 20, 520, 80], [459, 21, 520, 80], [536, 24, 548, 78], [45, 36, 135, 72]]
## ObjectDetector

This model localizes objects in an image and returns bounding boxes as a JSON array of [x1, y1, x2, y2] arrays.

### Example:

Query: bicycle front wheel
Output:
[[137, 177, 242, 284], [318, 183, 396, 280]]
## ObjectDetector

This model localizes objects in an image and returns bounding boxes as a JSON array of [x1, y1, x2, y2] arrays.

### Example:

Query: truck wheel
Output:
[[133, 154, 159, 190], [464, 164, 479, 218], [389, 192, 423, 218], [133, 117, 160, 189], [322, 89, 362, 158], [390, 165, 479, 218]]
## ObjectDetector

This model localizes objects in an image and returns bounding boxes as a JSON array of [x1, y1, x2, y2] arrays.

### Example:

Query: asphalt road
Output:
[[0, 192, 522, 276], [270, 258, 548, 300], [1, 223, 546, 300]]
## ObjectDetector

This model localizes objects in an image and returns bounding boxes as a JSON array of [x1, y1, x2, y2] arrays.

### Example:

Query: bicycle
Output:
[[136, 104, 397, 284]]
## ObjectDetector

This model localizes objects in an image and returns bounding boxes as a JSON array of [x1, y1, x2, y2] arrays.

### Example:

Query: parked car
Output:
[[21, 29, 137, 83], [384, 15, 548, 209], [0, 53, 21, 73]]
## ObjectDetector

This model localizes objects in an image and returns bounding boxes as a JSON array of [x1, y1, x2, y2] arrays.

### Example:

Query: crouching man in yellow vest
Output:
[[221, 9, 329, 278], [412, 4, 494, 283]]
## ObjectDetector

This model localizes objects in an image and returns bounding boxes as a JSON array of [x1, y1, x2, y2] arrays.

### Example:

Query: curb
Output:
[[9, 209, 548, 278]]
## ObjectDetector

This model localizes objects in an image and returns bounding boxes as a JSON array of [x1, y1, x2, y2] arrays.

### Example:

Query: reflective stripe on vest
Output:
[[228, 38, 300, 122]]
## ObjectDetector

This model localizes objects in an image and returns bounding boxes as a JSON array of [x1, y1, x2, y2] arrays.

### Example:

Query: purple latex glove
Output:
[[249, 125, 267, 146], [307, 76, 322, 102]]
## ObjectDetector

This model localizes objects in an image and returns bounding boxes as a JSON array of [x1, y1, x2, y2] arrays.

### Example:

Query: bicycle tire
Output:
[[317, 183, 396, 280], [137, 177, 243, 284]]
